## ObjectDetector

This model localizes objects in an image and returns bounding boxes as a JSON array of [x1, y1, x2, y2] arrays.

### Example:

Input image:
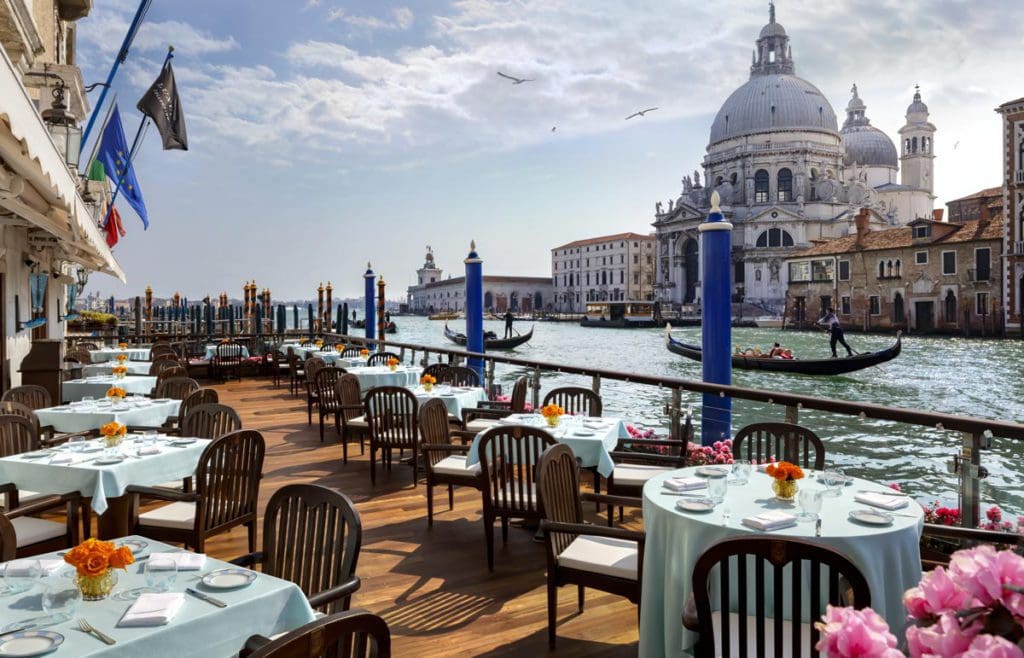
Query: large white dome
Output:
[[709, 74, 839, 146]]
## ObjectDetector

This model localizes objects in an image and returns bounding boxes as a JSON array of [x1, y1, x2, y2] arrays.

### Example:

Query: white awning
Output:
[[0, 46, 125, 282]]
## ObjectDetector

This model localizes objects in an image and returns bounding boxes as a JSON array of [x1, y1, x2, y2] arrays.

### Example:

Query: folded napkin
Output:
[[137, 446, 161, 456], [742, 511, 798, 531], [854, 492, 909, 510], [663, 476, 707, 492], [148, 552, 206, 570], [118, 592, 185, 627], [49, 454, 74, 464], [2, 558, 64, 576]]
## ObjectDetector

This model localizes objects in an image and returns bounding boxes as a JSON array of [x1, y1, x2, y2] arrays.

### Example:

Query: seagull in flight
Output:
[[625, 107, 659, 120], [497, 71, 534, 85], [953, 140, 960, 150], [551, 126, 557, 132]]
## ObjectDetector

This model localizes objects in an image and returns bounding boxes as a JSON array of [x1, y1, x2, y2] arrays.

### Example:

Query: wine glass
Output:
[[2, 559, 41, 595], [798, 487, 824, 522], [41, 580, 81, 623], [730, 459, 752, 485], [820, 469, 846, 498], [67, 435, 86, 453], [707, 477, 728, 505], [144, 557, 178, 593]]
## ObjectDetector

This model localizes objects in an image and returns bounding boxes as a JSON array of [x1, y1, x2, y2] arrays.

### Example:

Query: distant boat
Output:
[[754, 316, 784, 328], [429, 311, 460, 321], [444, 323, 534, 349], [664, 326, 902, 376], [580, 300, 663, 328]]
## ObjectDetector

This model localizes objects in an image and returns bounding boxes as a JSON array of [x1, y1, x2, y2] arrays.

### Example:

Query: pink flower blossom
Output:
[[960, 634, 1024, 658], [815, 606, 902, 658], [949, 544, 1024, 614], [888, 483, 902, 492], [988, 506, 1003, 522], [903, 567, 976, 620], [905, 612, 980, 658]]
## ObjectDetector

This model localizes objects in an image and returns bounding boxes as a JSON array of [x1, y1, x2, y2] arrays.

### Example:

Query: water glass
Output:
[[41, 580, 81, 623], [730, 459, 752, 485], [67, 435, 86, 453], [144, 558, 178, 593], [143, 430, 158, 447], [2, 560, 41, 595], [820, 469, 845, 498], [798, 487, 824, 522], [707, 477, 728, 505]]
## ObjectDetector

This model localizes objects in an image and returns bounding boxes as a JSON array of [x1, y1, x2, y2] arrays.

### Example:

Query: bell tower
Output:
[[417, 246, 442, 286], [898, 85, 937, 193]]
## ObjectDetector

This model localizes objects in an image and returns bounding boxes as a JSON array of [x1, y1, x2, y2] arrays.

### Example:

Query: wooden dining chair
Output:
[[213, 341, 245, 382], [421, 362, 451, 382], [130, 429, 266, 552], [732, 422, 825, 470], [337, 374, 367, 464], [287, 349, 305, 397], [66, 348, 93, 365], [314, 367, 344, 443], [685, 536, 871, 658], [149, 355, 183, 376], [1, 385, 52, 411], [155, 366, 189, 391], [154, 376, 200, 401], [76, 342, 99, 352], [241, 610, 391, 658], [542, 386, 603, 417], [160, 388, 219, 434], [366, 352, 400, 366], [180, 403, 242, 439], [364, 386, 419, 487], [438, 366, 480, 388], [304, 357, 326, 425], [420, 398, 482, 526], [477, 425, 556, 571], [269, 350, 286, 388], [537, 444, 644, 649], [341, 347, 363, 358], [458, 375, 529, 439], [232, 484, 362, 614], [0, 401, 40, 439]]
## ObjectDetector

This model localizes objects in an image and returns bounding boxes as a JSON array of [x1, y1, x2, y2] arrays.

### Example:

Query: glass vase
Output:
[[545, 415, 561, 428], [76, 570, 117, 601], [772, 478, 799, 502], [423, 383, 433, 392]]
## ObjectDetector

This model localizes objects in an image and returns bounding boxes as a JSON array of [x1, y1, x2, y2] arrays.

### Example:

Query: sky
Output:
[[75, 0, 1024, 301]]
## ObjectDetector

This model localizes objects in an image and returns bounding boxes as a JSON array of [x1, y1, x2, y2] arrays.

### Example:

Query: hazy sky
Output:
[[77, 0, 1024, 301]]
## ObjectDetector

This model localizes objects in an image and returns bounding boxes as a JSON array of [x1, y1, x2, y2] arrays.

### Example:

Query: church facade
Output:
[[653, 4, 935, 314]]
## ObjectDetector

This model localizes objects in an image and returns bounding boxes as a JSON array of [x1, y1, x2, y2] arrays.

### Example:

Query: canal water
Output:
[[386, 316, 1024, 516]]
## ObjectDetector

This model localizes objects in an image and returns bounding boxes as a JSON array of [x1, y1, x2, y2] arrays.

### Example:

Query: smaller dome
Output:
[[842, 127, 898, 168], [759, 21, 787, 38], [906, 87, 928, 115], [846, 84, 865, 113]]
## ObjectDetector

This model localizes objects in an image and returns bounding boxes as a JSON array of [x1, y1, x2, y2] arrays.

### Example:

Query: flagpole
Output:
[[80, 0, 154, 154]]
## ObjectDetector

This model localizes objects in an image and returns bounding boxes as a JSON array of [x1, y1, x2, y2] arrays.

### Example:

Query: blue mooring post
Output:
[[364, 263, 376, 348], [699, 190, 732, 444], [464, 241, 484, 383]]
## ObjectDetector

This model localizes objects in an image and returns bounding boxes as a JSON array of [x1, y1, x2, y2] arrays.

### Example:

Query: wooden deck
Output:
[[198, 377, 641, 656]]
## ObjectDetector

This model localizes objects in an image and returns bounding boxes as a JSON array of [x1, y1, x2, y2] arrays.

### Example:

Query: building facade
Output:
[[406, 248, 551, 314], [652, 5, 935, 314], [946, 187, 1002, 224], [997, 97, 1024, 334], [785, 209, 1003, 334], [550, 232, 655, 312], [1, 0, 123, 390]]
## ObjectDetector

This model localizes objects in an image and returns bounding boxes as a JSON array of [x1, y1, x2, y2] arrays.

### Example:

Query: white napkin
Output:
[[2, 559, 64, 576], [137, 446, 161, 456], [148, 552, 206, 570], [49, 454, 74, 464], [118, 592, 185, 627], [854, 492, 909, 510], [663, 477, 707, 492], [742, 511, 798, 531]]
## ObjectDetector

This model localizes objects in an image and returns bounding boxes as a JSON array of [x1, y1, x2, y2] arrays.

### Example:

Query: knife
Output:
[[0, 625, 31, 637], [185, 587, 226, 608]]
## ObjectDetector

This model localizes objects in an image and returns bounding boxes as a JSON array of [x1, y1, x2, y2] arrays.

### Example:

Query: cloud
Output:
[[77, 11, 238, 64], [326, 7, 415, 32]]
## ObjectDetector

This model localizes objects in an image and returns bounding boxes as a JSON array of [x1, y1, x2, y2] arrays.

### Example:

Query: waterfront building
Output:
[[0, 0, 122, 388], [946, 186, 1002, 224], [406, 247, 551, 314], [652, 5, 935, 314], [997, 97, 1024, 333], [785, 208, 1002, 334], [550, 232, 655, 313]]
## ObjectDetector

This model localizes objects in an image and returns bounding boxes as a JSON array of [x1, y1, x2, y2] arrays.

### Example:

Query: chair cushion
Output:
[[138, 501, 196, 530], [557, 535, 638, 580], [345, 415, 368, 429], [612, 463, 677, 487], [432, 455, 482, 477], [12, 516, 66, 547], [17, 490, 50, 504], [465, 419, 498, 433], [707, 611, 812, 657]]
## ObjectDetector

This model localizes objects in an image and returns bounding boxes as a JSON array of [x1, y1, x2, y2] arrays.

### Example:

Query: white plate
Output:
[[93, 458, 124, 465], [0, 631, 64, 657], [20, 452, 49, 460], [169, 439, 197, 447], [696, 466, 729, 478], [116, 539, 148, 555], [849, 509, 893, 526], [676, 498, 715, 513], [202, 568, 257, 590], [572, 430, 596, 437]]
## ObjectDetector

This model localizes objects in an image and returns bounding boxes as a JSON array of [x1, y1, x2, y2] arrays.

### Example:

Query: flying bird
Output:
[[953, 140, 960, 150], [551, 126, 557, 132], [625, 107, 659, 120], [497, 71, 534, 85]]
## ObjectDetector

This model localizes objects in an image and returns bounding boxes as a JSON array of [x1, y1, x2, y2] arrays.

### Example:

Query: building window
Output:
[[633, 254, 639, 264], [755, 228, 794, 248], [777, 168, 793, 202], [734, 261, 745, 284], [913, 224, 931, 239], [841, 296, 851, 315], [915, 251, 928, 265], [976, 292, 989, 315], [975, 248, 991, 281], [755, 268, 762, 282], [838, 260, 850, 281], [895, 260, 901, 277], [754, 169, 769, 203], [878, 261, 885, 278], [869, 296, 881, 315], [942, 251, 956, 275], [620, 271, 624, 284], [945, 290, 957, 323], [633, 273, 639, 284]]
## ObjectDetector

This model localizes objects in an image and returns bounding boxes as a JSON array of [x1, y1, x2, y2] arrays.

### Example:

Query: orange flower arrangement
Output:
[[100, 422, 127, 439], [106, 386, 127, 399], [540, 403, 564, 419], [118, 342, 128, 350], [315, 339, 324, 348], [115, 353, 128, 363], [420, 374, 436, 385], [359, 348, 370, 357], [111, 365, 128, 376], [765, 461, 805, 481], [335, 344, 345, 353], [64, 538, 134, 577], [387, 357, 400, 367]]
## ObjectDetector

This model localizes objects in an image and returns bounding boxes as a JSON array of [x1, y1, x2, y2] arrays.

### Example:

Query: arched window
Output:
[[904, 138, 911, 154], [777, 168, 793, 202], [944, 290, 957, 323], [886, 260, 893, 277], [715, 176, 723, 187], [878, 261, 885, 278], [912, 136, 918, 153], [809, 168, 819, 201], [893, 293, 905, 323], [755, 228, 795, 248], [755, 269, 762, 281], [754, 169, 770, 203], [895, 259, 901, 277], [730, 172, 738, 186]]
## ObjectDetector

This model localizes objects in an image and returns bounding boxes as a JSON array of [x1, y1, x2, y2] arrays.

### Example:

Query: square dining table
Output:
[[35, 399, 180, 434], [62, 377, 157, 403], [0, 434, 207, 538], [0, 536, 316, 657], [89, 348, 151, 363], [346, 365, 420, 391], [82, 362, 153, 377], [411, 385, 487, 418]]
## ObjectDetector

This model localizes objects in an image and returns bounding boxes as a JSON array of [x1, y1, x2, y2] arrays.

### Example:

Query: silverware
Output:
[[815, 518, 822, 536], [660, 491, 707, 497], [185, 587, 226, 608], [78, 618, 116, 645], [0, 625, 30, 637], [857, 489, 907, 497]]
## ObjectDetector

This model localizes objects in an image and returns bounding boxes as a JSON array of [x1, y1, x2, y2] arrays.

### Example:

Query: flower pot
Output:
[[772, 478, 799, 502], [107, 396, 124, 405], [389, 365, 397, 372], [423, 383, 433, 392], [76, 570, 118, 600], [103, 435, 124, 449], [545, 415, 561, 428]]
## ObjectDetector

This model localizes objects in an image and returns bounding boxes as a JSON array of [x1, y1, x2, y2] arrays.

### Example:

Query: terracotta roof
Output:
[[948, 186, 1002, 203], [552, 232, 655, 251], [791, 218, 1003, 257]]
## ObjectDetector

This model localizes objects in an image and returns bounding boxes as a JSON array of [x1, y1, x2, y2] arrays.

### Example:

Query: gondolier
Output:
[[816, 307, 853, 358], [503, 311, 514, 339]]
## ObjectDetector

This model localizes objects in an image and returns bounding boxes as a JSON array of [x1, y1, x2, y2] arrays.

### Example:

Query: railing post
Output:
[[591, 374, 601, 395], [785, 405, 798, 424], [532, 366, 541, 410], [959, 431, 985, 528], [486, 359, 495, 394], [668, 387, 682, 441]]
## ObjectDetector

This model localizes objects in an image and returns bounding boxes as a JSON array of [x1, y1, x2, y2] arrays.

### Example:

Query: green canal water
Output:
[[388, 316, 1024, 515]]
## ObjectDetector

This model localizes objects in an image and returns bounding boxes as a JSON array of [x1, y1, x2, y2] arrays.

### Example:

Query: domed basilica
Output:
[[653, 3, 936, 313]]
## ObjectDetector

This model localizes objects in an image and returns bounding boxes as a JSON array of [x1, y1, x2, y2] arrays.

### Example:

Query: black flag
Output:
[[136, 58, 188, 150]]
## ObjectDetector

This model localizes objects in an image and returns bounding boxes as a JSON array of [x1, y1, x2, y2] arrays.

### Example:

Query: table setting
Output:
[[35, 398, 181, 434], [345, 364, 420, 390], [88, 347, 151, 364], [81, 363, 152, 378], [62, 377, 157, 403], [0, 536, 315, 657], [411, 384, 487, 418], [202, 344, 250, 361], [639, 462, 924, 657]]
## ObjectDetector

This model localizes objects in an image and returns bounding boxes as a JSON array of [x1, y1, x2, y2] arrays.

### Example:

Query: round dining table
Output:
[[639, 467, 923, 657]]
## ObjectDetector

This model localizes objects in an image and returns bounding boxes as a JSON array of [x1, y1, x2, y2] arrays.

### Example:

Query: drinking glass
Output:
[[41, 580, 81, 623], [730, 459, 752, 485], [144, 558, 178, 593], [798, 487, 824, 522], [67, 435, 86, 453], [820, 469, 845, 498], [707, 477, 728, 505], [2, 560, 41, 595], [143, 430, 158, 448], [81, 396, 94, 405]]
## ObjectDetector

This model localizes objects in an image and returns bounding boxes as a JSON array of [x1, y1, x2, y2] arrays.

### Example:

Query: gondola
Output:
[[664, 326, 902, 376], [444, 323, 534, 350]]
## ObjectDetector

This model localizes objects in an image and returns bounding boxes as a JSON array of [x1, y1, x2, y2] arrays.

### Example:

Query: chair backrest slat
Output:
[[365, 387, 417, 448], [478, 426, 555, 516], [732, 423, 825, 470], [181, 403, 242, 439], [1, 385, 51, 411], [542, 386, 602, 417]]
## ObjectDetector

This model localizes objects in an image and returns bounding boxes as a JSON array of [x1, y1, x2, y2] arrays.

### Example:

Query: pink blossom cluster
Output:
[[982, 506, 1020, 533], [918, 500, 1024, 534], [624, 425, 656, 439], [493, 395, 533, 412], [815, 606, 903, 658], [685, 439, 734, 466]]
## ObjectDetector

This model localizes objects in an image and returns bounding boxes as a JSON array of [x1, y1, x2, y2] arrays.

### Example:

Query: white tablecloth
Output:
[[62, 376, 157, 402], [316, 352, 364, 368], [638, 468, 924, 657], [83, 361, 152, 377], [203, 344, 251, 360], [35, 399, 181, 433], [90, 347, 151, 363], [347, 365, 420, 391], [412, 386, 487, 417], [0, 434, 207, 514]]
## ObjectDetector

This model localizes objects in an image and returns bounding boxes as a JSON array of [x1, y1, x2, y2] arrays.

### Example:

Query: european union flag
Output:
[[96, 104, 149, 228]]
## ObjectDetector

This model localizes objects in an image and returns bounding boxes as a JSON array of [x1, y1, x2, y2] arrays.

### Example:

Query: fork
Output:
[[78, 618, 116, 645]]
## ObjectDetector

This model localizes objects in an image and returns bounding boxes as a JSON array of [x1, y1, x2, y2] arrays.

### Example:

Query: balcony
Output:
[[1016, 170, 1024, 185], [1013, 241, 1024, 257]]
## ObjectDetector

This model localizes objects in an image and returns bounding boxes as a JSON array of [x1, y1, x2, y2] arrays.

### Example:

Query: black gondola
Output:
[[664, 326, 902, 376], [444, 323, 534, 350]]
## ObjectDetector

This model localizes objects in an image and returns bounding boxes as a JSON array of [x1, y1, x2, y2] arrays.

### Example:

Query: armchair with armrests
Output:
[[456, 375, 528, 441]]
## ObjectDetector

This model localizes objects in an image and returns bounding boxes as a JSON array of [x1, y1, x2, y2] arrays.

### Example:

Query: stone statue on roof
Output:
[[655, 201, 663, 214], [693, 170, 702, 187]]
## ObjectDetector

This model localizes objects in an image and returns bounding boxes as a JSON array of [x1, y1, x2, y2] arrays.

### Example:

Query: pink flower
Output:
[[888, 483, 902, 492], [906, 612, 980, 658], [960, 635, 1024, 658], [815, 606, 902, 658], [950, 545, 1024, 614], [903, 567, 975, 619], [987, 506, 1003, 522]]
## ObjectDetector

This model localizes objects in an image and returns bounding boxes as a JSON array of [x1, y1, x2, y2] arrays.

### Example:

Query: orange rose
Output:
[[82, 554, 108, 577], [108, 546, 135, 569]]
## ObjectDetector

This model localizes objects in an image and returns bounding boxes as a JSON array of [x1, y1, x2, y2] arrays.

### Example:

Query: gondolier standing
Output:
[[817, 307, 853, 358], [503, 311, 515, 339]]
